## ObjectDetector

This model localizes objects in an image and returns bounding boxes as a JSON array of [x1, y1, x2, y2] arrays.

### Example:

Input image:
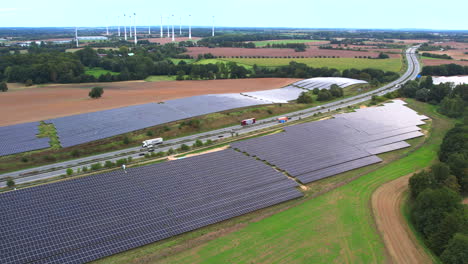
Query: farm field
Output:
[[422, 59, 468, 66], [184, 47, 401, 59], [197, 57, 402, 72], [253, 39, 326, 47], [0, 78, 300, 126], [146, 37, 201, 44], [84, 67, 119, 78], [146, 100, 452, 264]]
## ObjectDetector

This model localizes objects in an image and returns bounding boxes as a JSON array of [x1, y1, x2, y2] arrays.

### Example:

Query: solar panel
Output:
[[0, 122, 50, 156], [0, 149, 302, 264]]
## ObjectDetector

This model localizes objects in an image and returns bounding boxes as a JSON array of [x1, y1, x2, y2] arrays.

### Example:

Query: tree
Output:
[[330, 84, 344, 98], [6, 178, 15, 188], [378, 52, 389, 59], [439, 96, 465, 118], [180, 144, 190, 151], [440, 233, 468, 264], [409, 170, 435, 198], [176, 70, 185, 81], [194, 139, 203, 147], [0, 82, 8, 92], [89, 87, 104, 99], [415, 88, 430, 102], [312, 88, 320, 95], [122, 136, 130, 145], [66, 168, 73, 176], [25, 79, 33, 87], [317, 89, 332, 101], [296, 92, 313, 104]]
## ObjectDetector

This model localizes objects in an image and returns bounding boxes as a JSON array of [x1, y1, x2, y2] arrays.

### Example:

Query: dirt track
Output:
[[372, 174, 433, 264], [1, 78, 300, 126]]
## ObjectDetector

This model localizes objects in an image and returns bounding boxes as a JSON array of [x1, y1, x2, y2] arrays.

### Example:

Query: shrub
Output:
[[144, 153, 151, 158], [66, 168, 73, 176], [91, 163, 102, 170], [105, 160, 115, 168], [82, 166, 88, 172], [21, 157, 29, 163], [180, 144, 190, 151], [71, 149, 80, 158], [123, 136, 130, 145], [205, 139, 213, 145], [146, 130, 154, 137], [297, 92, 313, 104], [0, 82, 8, 92], [194, 139, 203, 147], [6, 178, 15, 188], [127, 157, 133, 163], [89, 87, 104, 98], [167, 148, 175, 155], [25, 79, 33, 86], [116, 159, 127, 167]]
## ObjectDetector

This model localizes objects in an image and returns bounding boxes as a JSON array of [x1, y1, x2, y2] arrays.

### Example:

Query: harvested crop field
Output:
[[372, 174, 433, 264], [0, 78, 300, 126], [184, 47, 400, 59], [422, 59, 468, 66]]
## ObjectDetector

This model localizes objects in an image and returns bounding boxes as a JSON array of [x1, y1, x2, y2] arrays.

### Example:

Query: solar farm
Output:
[[0, 77, 367, 154], [0, 100, 429, 263], [0, 149, 302, 264], [231, 100, 427, 184]]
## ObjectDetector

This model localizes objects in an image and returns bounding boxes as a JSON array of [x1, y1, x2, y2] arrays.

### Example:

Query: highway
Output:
[[0, 46, 420, 187]]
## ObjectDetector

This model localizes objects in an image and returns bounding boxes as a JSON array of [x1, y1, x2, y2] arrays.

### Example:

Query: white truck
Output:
[[142, 138, 163, 149]]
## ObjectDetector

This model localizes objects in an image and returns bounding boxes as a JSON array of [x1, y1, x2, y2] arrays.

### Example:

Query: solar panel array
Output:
[[0, 122, 50, 156], [292, 77, 368, 90], [242, 86, 306, 103], [46, 94, 270, 148], [232, 100, 427, 184], [0, 149, 302, 264]]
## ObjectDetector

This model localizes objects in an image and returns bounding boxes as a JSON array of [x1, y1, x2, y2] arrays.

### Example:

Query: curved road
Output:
[[0, 46, 421, 187]]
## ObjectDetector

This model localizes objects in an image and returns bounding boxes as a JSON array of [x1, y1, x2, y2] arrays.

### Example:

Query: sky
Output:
[[0, 0, 467, 30]]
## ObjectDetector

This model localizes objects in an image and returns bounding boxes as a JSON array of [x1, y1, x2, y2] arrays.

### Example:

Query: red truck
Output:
[[241, 118, 256, 126]]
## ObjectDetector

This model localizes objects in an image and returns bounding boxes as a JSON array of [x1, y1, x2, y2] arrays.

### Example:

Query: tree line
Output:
[[399, 76, 467, 118], [422, 52, 453, 60], [407, 117, 467, 263], [421, 64, 468, 76]]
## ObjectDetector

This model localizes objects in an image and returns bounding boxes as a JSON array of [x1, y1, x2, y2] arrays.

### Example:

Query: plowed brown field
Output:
[[1, 78, 300, 126], [422, 59, 468, 66], [372, 174, 433, 264], [184, 47, 401, 58]]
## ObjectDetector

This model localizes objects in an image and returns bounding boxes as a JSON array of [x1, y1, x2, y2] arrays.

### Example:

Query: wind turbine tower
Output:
[[129, 15, 132, 38], [75, 26, 79, 47], [188, 14, 192, 39], [118, 16, 121, 36], [134, 13, 137, 44], [167, 16, 170, 38], [179, 16, 182, 35], [160, 15, 163, 38], [212, 16, 215, 37], [171, 14, 175, 42], [124, 14, 127, 40], [106, 17, 109, 35]]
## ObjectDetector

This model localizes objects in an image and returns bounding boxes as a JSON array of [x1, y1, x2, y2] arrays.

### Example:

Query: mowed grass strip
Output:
[[253, 39, 324, 47], [156, 100, 453, 264], [84, 67, 119, 78]]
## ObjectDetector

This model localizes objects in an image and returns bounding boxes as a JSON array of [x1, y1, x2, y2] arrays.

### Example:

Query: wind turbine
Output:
[[212, 16, 215, 37], [134, 13, 137, 44], [160, 15, 163, 38], [106, 17, 109, 35], [129, 15, 132, 38], [167, 16, 170, 38], [124, 14, 127, 40], [171, 14, 175, 42], [188, 14, 192, 39], [118, 16, 121, 37], [179, 16, 182, 35], [75, 26, 79, 47]]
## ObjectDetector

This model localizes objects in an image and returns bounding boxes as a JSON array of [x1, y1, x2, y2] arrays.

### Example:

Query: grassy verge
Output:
[[144, 75, 177, 82], [37, 122, 60, 149], [93, 99, 453, 264], [196, 58, 402, 72]]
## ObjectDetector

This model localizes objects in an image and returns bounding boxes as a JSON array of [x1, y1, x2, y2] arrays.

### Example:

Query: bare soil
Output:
[[184, 47, 401, 58], [0, 78, 300, 126], [372, 174, 434, 264], [422, 59, 468, 66]]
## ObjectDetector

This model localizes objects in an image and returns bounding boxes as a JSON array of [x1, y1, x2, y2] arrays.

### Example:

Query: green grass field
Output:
[[84, 67, 119, 78], [93, 100, 453, 264], [194, 59, 254, 70], [253, 39, 324, 47], [196, 57, 402, 72]]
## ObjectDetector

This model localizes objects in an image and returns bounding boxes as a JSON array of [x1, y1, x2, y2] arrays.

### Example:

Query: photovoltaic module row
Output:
[[0, 122, 50, 156], [0, 149, 302, 264], [45, 94, 270, 148], [232, 100, 428, 184]]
